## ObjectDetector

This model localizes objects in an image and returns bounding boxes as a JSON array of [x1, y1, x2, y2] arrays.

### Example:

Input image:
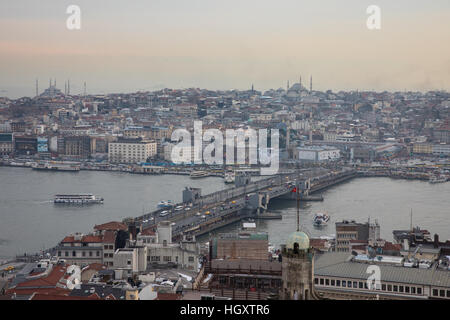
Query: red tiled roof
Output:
[[94, 221, 127, 231], [61, 235, 103, 243], [31, 293, 101, 300], [140, 228, 156, 236], [156, 292, 182, 300], [13, 265, 68, 289]]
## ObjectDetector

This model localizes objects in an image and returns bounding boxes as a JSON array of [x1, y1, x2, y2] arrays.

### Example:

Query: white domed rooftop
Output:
[[286, 231, 310, 250]]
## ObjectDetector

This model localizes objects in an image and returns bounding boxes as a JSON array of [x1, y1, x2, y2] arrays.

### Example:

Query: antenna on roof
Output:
[[296, 183, 300, 232]]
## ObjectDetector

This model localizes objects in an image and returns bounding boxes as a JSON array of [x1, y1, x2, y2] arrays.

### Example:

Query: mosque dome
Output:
[[286, 231, 310, 250]]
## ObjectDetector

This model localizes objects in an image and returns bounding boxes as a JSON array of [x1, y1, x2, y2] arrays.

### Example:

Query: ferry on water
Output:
[[313, 212, 330, 227], [32, 162, 80, 172], [157, 200, 174, 209], [224, 171, 235, 184], [54, 194, 103, 204], [189, 170, 210, 179]]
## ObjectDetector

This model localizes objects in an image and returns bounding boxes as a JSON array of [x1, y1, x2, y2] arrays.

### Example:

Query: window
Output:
[[447, 290, 450, 298], [393, 285, 398, 292], [82, 251, 86, 257], [188, 256, 194, 262], [314, 278, 319, 285], [96, 251, 100, 257], [325, 279, 330, 286], [320, 278, 324, 285], [353, 281, 357, 288], [163, 256, 171, 262], [65, 251, 69, 257], [72, 251, 76, 257], [417, 288, 422, 295], [411, 287, 416, 294], [89, 251, 93, 257], [359, 282, 363, 289], [440, 290, 445, 297], [336, 280, 341, 287], [387, 285, 392, 291], [127, 260, 131, 265], [382, 284, 386, 291], [399, 286, 404, 293], [347, 281, 352, 288], [58, 251, 61, 257], [342, 281, 347, 288], [331, 279, 335, 286], [405, 286, 409, 293]]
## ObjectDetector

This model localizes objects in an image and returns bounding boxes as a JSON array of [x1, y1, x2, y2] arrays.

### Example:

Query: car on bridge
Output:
[[175, 205, 184, 211], [159, 210, 170, 217]]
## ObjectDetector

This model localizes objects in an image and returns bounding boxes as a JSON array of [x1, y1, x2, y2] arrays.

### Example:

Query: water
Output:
[[0, 167, 227, 258], [201, 177, 450, 248], [0, 167, 449, 258]]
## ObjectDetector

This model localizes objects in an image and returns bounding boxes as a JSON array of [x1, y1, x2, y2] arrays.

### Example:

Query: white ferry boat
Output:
[[224, 171, 235, 184], [313, 212, 330, 227], [190, 170, 209, 179], [33, 162, 80, 172], [54, 194, 103, 204], [157, 200, 174, 209]]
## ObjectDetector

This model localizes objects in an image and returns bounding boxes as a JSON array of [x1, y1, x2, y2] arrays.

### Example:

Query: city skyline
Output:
[[1, 0, 450, 98]]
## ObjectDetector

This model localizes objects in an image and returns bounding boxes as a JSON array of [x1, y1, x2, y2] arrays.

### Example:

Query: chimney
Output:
[[434, 234, 439, 248]]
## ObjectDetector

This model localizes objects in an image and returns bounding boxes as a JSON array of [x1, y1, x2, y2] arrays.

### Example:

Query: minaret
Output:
[[300, 76, 302, 89], [309, 75, 312, 93], [35, 78, 39, 97], [68, 80, 70, 95], [287, 80, 290, 91], [64, 81, 67, 95], [84, 81, 86, 97]]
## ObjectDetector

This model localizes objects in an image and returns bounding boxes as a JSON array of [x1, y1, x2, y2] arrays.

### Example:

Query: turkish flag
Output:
[[291, 187, 297, 193]]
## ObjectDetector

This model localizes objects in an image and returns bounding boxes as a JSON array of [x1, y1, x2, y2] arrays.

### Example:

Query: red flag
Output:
[[291, 187, 297, 193]]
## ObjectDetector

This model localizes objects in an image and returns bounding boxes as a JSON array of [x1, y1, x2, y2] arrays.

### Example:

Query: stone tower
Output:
[[280, 231, 319, 300]]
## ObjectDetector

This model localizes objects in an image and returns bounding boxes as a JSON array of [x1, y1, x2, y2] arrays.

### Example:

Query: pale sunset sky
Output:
[[0, 0, 449, 98]]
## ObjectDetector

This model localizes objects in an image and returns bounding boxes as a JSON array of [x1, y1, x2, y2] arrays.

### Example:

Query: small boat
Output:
[[313, 212, 330, 227], [224, 171, 235, 184], [157, 200, 174, 209], [190, 170, 210, 179], [54, 194, 103, 204]]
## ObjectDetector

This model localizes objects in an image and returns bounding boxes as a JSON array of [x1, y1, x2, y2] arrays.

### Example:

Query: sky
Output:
[[0, 0, 449, 98]]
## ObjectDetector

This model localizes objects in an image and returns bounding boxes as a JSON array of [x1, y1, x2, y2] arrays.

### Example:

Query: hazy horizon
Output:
[[1, 0, 449, 98]]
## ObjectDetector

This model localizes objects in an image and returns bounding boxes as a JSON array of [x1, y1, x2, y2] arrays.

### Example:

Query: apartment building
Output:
[[335, 220, 380, 252], [108, 138, 157, 163]]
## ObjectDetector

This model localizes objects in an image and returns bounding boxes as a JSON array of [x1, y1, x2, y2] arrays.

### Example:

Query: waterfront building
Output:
[[108, 138, 157, 164], [13, 135, 37, 155], [0, 133, 13, 155], [295, 145, 341, 162], [55, 230, 117, 267], [335, 220, 380, 253], [133, 221, 201, 272], [313, 252, 450, 300], [61, 135, 92, 158]]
